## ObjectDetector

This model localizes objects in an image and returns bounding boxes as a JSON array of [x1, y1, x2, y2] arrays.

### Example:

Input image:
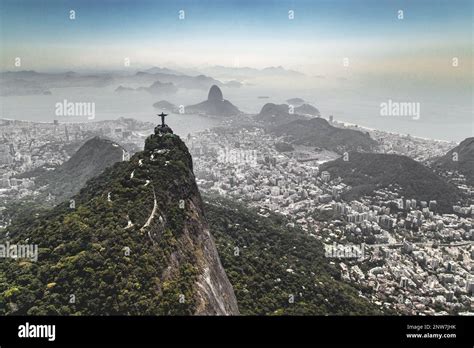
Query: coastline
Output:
[[0, 114, 461, 146], [329, 118, 458, 145]]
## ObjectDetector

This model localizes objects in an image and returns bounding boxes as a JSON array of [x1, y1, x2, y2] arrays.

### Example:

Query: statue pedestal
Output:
[[154, 125, 173, 135]]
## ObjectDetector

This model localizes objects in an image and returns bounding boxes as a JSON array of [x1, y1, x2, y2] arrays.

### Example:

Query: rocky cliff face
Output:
[[141, 132, 239, 314], [207, 84, 223, 101], [0, 132, 239, 315]]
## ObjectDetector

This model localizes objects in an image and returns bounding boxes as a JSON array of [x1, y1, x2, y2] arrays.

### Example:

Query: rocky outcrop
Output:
[[208, 85, 223, 101], [254, 103, 308, 126], [0, 131, 239, 315], [186, 85, 241, 117]]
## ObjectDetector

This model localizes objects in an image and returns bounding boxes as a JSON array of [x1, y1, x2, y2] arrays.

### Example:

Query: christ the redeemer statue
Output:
[[158, 112, 168, 127], [154, 112, 173, 134]]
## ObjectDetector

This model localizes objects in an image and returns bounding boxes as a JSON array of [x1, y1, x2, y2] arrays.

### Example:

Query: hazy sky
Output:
[[0, 0, 472, 141], [0, 0, 472, 78]]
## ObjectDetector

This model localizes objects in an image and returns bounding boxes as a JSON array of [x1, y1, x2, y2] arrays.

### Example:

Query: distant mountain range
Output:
[[131, 71, 241, 90], [320, 152, 461, 212], [197, 65, 305, 79], [143, 66, 184, 75], [0, 65, 303, 96], [115, 80, 178, 95], [185, 85, 241, 117], [434, 137, 474, 185], [130, 65, 304, 79], [0, 71, 113, 96], [0, 69, 240, 96]]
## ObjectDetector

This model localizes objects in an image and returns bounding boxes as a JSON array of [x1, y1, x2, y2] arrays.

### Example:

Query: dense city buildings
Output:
[[188, 122, 473, 315]]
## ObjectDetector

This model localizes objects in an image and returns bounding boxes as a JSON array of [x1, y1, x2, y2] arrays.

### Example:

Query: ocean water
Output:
[[0, 81, 472, 142], [0, 87, 219, 137], [223, 81, 473, 142]]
